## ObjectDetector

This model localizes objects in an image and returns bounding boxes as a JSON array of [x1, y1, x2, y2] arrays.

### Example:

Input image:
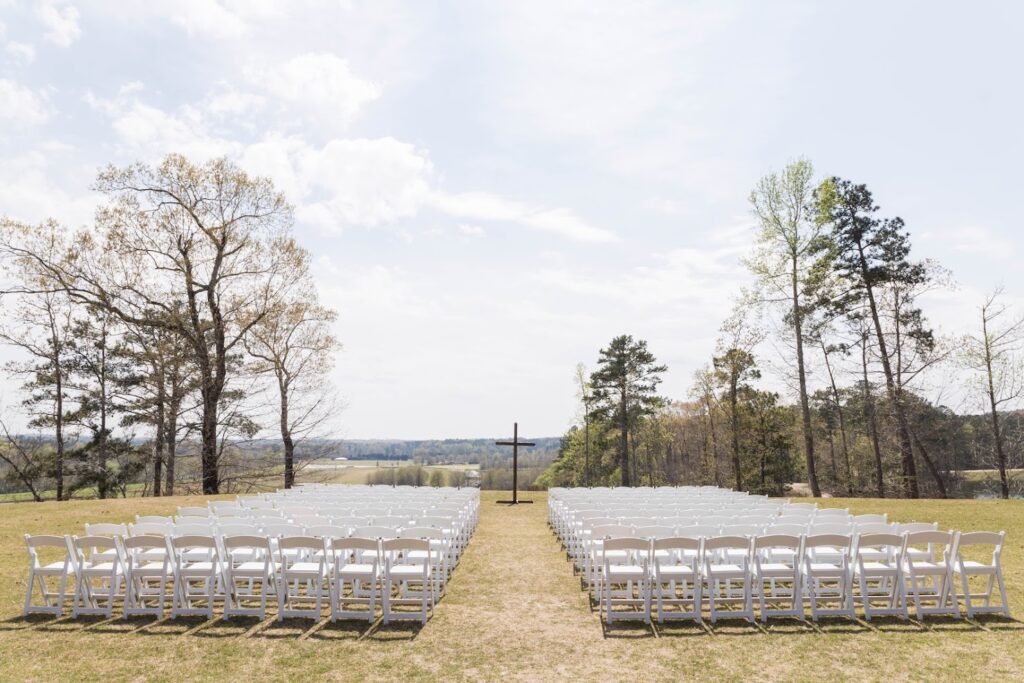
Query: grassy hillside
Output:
[[1, 493, 1022, 681]]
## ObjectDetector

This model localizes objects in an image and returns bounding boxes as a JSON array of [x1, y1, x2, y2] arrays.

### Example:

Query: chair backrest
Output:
[[653, 536, 701, 552], [223, 535, 272, 551], [84, 523, 128, 537], [174, 522, 215, 536], [330, 537, 379, 553], [704, 535, 752, 552], [130, 522, 171, 536], [217, 523, 259, 537], [590, 524, 633, 540], [354, 525, 398, 540], [305, 525, 350, 539], [803, 533, 852, 550], [171, 535, 217, 550], [260, 523, 305, 537], [898, 522, 939, 534], [904, 530, 955, 556], [854, 513, 887, 525], [177, 506, 211, 517], [73, 535, 121, 565], [856, 522, 896, 535], [24, 534, 73, 569], [122, 535, 167, 552], [815, 508, 850, 518], [399, 527, 444, 541], [768, 524, 807, 536], [755, 534, 801, 550], [810, 523, 853, 535], [679, 525, 720, 539], [135, 515, 172, 524], [603, 537, 652, 553], [382, 537, 429, 554], [956, 530, 1004, 548], [633, 525, 675, 539]]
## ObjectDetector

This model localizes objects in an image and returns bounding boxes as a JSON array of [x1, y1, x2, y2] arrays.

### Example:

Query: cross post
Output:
[[495, 422, 535, 504]]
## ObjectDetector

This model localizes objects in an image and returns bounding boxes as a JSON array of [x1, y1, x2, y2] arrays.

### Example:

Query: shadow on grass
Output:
[[309, 617, 377, 642], [369, 619, 425, 642], [600, 618, 657, 639]]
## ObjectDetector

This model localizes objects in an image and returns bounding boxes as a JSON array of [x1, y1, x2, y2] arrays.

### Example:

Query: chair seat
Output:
[[957, 561, 997, 573], [758, 562, 797, 576], [81, 562, 119, 575], [657, 564, 697, 577], [389, 564, 430, 578], [607, 565, 646, 579], [858, 562, 898, 575], [284, 562, 324, 574], [38, 561, 69, 574], [231, 561, 271, 575], [806, 562, 845, 576], [909, 561, 950, 573], [339, 563, 377, 577], [707, 564, 746, 578]]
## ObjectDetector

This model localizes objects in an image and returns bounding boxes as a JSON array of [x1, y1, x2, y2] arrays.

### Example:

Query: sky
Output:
[[1, 1, 1022, 440]]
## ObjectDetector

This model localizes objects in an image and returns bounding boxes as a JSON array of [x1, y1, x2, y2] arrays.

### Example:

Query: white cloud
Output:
[[0, 79, 49, 126], [950, 225, 1014, 261], [6, 41, 36, 64], [429, 191, 616, 243], [247, 53, 381, 129], [38, 1, 81, 47], [164, 0, 248, 40], [458, 223, 485, 236]]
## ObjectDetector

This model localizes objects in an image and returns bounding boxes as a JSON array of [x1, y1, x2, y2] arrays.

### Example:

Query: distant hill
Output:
[[292, 437, 562, 466]]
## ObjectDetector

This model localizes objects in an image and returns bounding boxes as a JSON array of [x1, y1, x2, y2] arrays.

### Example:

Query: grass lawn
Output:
[[1, 492, 1022, 682]]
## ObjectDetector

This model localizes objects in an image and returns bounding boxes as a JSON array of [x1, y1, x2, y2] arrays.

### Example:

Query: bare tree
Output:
[[961, 287, 1024, 499], [1, 155, 300, 494], [0, 221, 77, 500], [245, 267, 340, 489]]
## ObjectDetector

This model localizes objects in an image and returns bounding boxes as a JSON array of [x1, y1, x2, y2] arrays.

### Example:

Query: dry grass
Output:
[[1, 492, 1023, 682]]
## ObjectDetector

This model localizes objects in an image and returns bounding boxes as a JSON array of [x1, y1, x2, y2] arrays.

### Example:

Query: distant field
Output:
[[299, 460, 478, 485]]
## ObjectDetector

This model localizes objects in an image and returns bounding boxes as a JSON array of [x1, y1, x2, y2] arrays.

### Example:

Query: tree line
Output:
[[0, 154, 340, 500], [541, 160, 1023, 499]]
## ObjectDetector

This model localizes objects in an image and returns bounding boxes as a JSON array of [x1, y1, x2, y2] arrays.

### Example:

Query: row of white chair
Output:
[[590, 531, 1009, 624], [24, 533, 451, 625]]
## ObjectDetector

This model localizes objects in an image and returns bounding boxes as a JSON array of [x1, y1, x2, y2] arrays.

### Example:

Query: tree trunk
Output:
[[165, 400, 178, 496], [911, 429, 948, 498], [859, 245, 918, 497], [792, 261, 820, 497], [200, 390, 219, 494], [982, 314, 1010, 498], [730, 377, 742, 491], [54, 356, 64, 502], [619, 387, 630, 487], [821, 341, 854, 495], [280, 380, 294, 489], [861, 335, 886, 497]]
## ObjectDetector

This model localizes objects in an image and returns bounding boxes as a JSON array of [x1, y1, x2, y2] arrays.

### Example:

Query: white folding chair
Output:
[[904, 530, 959, 619], [703, 536, 755, 623], [601, 537, 651, 624], [276, 536, 328, 620], [122, 535, 174, 618], [382, 538, 433, 625], [754, 534, 804, 622], [329, 537, 380, 622], [223, 535, 277, 620], [23, 535, 77, 616], [168, 535, 221, 619], [70, 536, 125, 618], [652, 537, 702, 623], [801, 534, 855, 621], [177, 506, 211, 518], [954, 531, 1010, 618], [852, 533, 908, 620]]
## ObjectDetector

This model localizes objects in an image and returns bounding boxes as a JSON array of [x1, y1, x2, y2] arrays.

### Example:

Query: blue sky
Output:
[[1, 1, 1022, 439]]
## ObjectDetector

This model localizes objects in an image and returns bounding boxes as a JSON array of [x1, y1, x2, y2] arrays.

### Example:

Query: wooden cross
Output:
[[495, 422, 535, 504]]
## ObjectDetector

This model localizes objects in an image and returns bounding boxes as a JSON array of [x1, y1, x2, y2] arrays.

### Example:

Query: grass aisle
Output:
[[1, 492, 1024, 681]]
